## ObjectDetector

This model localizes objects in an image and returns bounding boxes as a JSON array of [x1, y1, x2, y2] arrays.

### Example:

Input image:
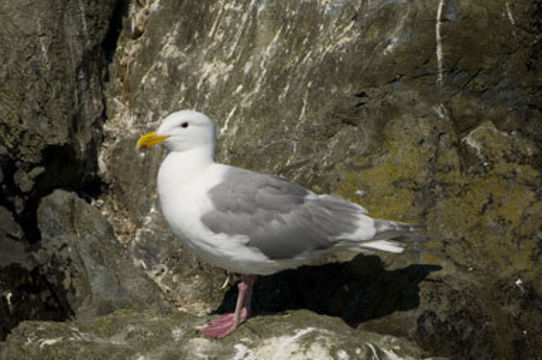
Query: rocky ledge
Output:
[[1, 0, 541, 359], [1, 309, 443, 360]]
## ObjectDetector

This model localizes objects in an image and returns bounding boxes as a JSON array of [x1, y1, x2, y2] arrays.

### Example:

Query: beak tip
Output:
[[136, 131, 167, 150]]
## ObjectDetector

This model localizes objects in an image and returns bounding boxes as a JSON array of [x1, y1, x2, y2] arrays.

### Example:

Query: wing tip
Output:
[[360, 240, 405, 253]]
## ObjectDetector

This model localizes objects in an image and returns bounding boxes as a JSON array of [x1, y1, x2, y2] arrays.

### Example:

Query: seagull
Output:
[[137, 110, 426, 338]]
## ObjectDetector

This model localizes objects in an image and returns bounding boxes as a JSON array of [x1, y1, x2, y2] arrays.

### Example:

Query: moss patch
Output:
[[335, 125, 430, 221], [428, 162, 540, 274]]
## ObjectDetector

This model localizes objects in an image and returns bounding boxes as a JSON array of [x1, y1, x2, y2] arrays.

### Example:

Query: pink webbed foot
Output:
[[199, 275, 256, 339], [199, 313, 241, 338]]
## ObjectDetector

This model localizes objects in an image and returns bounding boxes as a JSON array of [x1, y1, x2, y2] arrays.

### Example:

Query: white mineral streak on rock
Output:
[[285, 81, 311, 168], [383, 347, 418, 360], [462, 131, 486, 166], [161, 27, 186, 60], [185, 337, 214, 359], [38, 337, 63, 348], [228, 327, 348, 360], [37, 20, 49, 64], [218, 104, 238, 161], [5, 292, 13, 312], [384, 11, 409, 55], [171, 327, 183, 341], [435, 103, 448, 119], [197, 61, 234, 91], [337, 349, 350, 360], [243, 60, 254, 74], [67, 326, 86, 341], [140, 23, 188, 91], [234, 327, 338, 360], [298, 81, 311, 122], [220, 105, 238, 136], [207, 6, 220, 38], [384, 37, 400, 55], [462, 122, 512, 167], [505, 2, 515, 25], [366, 343, 380, 358], [278, 80, 291, 102], [227, 11, 250, 59], [436, 0, 445, 84], [233, 343, 251, 360], [78, 0, 88, 38], [323, 20, 356, 54]]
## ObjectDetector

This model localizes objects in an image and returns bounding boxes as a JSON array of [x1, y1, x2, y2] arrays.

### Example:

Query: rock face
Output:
[[0, 0, 117, 218], [36, 190, 169, 317], [0, 0, 122, 340], [0, 309, 440, 360], [1, 0, 542, 359]]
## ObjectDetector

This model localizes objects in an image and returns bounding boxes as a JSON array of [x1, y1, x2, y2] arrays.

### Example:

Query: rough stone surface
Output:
[[0, 0, 122, 339], [1, 0, 541, 359], [36, 190, 170, 318], [98, 0, 542, 358], [0, 0, 116, 217], [0, 309, 441, 360]]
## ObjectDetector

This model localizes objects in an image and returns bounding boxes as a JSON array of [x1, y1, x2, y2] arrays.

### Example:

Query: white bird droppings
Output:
[[38, 337, 63, 348]]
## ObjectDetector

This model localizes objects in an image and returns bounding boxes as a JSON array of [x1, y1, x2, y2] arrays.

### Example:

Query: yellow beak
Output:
[[137, 131, 169, 149]]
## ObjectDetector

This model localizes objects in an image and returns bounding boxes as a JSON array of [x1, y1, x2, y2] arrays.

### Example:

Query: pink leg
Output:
[[199, 275, 257, 338], [242, 275, 255, 318]]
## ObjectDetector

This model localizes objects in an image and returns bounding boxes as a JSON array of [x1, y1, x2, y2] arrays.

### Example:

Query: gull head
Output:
[[137, 110, 216, 152]]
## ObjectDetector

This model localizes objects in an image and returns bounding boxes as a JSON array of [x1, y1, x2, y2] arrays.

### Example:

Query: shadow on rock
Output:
[[214, 254, 441, 327]]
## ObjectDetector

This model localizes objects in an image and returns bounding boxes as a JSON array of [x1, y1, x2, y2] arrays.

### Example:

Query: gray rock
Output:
[[0, 0, 120, 339], [0, 206, 36, 339], [0, 0, 112, 166], [1, 0, 541, 358], [0, 206, 23, 241], [0, 309, 444, 360], [0, 238, 28, 269], [36, 189, 170, 318], [12, 167, 45, 194], [98, 0, 542, 358], [0, 0, 118, 229]]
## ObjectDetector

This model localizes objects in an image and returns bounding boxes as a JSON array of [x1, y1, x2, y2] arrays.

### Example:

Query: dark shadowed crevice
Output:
[[0, 143, 106, 341], [0, 265, 75, 341], [526, 0, 542, 72], [0, 159, 41, 244], [0, 160, 18, 213], [102, 0, 128, 64], [0, 149, 107, 341], [16, 145, 107, 244]]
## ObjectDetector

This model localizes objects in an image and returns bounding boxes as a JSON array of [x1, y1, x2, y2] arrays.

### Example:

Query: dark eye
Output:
[[180, 122, 189, 128]]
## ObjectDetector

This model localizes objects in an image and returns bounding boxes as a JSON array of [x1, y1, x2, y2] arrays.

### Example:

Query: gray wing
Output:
[[200, 167, 365, 259]]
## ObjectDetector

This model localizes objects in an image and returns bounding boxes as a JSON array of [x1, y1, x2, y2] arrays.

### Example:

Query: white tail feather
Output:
[[360, 240, 404, 253]]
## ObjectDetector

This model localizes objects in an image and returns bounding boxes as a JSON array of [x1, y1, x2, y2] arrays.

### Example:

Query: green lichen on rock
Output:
[[428, 162, 540, 274], [336, 115, 434, 221], [426, 118, 541, 276], [0, 309, 437, 360], [336, 170, 416, 221], [460, 121, 539, 170], [1, 0, 539, 358], [0, 87, 24, 151]]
